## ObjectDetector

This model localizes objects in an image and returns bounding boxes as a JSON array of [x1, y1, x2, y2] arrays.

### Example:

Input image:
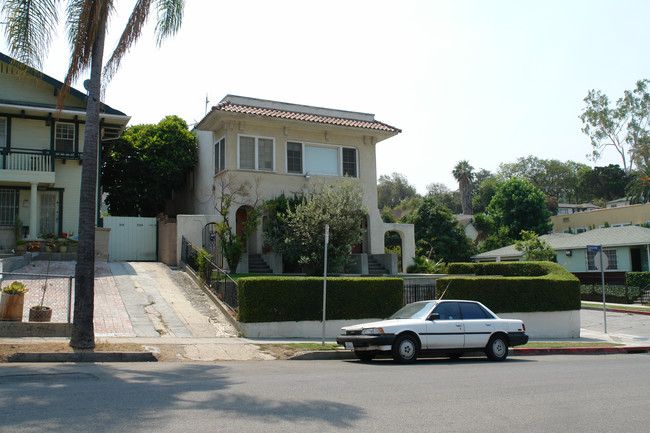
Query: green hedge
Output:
[[237, 277, 403, 323], [580, 284, 643, 304], [626, 272, 650, 291], [437, 262, 580, 313]]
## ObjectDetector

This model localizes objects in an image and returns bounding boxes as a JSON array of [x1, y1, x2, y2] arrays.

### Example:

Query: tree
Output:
[[425, 182, 461, 214], [514, 230, 556, 261], [472, 176, 501, 214], [580, 79, 650, 173], [626, 164, 650, 204], [102, 115, 197, 216], [377, 172, 417, 209], [452, 160, 474, 215], [265, 178, 366, 275], [401, 197, 475, 263], [1, 0, 186, 348], [577, 164, 631, 202], [213, 174, 263, 272], [486, 178, 552, 241]]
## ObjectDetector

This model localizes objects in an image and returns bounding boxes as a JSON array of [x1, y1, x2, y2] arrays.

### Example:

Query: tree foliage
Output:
[[577, 164, 631, 202], [377, 172, 418, 209], [514, 230, 557, 261], [265, 178, 366, 275], [401, 197, 475, 263], [102, 115, 197, 216], [626, 164, 650, 204], [580, 79, 650, 173], [425, 182, 461, 214]]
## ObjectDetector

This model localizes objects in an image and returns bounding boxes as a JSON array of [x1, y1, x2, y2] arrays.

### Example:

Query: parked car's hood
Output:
[[342, 318, 423, 332]]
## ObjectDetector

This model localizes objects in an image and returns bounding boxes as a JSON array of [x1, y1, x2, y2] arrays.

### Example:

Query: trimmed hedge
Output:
[[437, 262, 580, 313], [626, 272, 650, 291], [580, 284, 643, 304], [237, 277, 403, 323]]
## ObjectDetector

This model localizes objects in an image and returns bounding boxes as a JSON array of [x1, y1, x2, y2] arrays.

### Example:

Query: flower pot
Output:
[[29, 306, 52, 322], [59, 245, 67, 253], [0, 293, 25, 321], [15, 244, 27, 254]]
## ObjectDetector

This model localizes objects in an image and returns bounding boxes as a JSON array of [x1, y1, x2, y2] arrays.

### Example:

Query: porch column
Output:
[[29, 183, 38, 238]]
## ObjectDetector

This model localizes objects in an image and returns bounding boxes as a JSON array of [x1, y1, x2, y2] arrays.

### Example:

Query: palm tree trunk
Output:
[[70, 17, 107, 349]]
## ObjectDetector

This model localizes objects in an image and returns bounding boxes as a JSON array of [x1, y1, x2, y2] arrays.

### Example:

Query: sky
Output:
[[2, 0, 650, 193]]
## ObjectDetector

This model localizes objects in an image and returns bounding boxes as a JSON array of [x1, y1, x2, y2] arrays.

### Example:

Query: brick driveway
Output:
[[2, 261, 135, 337]]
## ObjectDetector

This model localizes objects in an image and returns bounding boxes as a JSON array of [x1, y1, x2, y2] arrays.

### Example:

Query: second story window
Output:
[[287, 141, 302, 174], [342, 147, 357, 177], [238, 135, 274, 171], [214, 137, 225, 174], [0, 118, 6, 147], [55, 123, 74, 153]]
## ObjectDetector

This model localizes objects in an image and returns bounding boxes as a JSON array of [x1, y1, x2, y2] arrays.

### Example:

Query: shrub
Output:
[[437, 261, 579, 313], [237, 277, 403, 323]]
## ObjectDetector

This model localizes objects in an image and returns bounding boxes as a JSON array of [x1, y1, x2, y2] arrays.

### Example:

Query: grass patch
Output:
[[520, 342, 624, 348], [582, 302, 650, 312]]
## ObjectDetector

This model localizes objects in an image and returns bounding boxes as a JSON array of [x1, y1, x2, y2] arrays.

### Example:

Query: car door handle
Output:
[[456, 324, 462, 328]]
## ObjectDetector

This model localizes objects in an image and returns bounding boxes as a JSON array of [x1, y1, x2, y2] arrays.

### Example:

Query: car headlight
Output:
[[361, 327, 384, 335]]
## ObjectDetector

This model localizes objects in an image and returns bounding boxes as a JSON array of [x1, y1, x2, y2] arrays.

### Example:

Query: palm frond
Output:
[[1, 0, 60, 69], [154, 0, 184, 45]]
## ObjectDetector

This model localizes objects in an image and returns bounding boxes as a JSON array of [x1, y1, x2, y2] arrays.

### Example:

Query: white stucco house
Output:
[[0, 52, 130, 249], [176, 95, 415, 274]]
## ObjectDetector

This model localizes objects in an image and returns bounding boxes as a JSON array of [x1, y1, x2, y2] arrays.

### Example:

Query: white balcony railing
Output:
[[0, 149, 52, 173]]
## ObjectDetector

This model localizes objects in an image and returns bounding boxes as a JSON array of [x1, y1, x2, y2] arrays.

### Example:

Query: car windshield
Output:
[[389, 301, 437, 320]]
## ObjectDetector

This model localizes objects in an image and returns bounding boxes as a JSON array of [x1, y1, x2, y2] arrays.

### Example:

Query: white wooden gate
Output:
[[103, 216, 157, 261]]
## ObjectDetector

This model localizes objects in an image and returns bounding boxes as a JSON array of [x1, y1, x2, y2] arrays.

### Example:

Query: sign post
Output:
[[587, 245, 607, 334], [322, 224, 329, 347]]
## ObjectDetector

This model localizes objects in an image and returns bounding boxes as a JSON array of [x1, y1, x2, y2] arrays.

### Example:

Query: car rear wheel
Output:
[[392, 334, 419, 364], [486, 334, 508, 361], [355, 351, 376, 362]]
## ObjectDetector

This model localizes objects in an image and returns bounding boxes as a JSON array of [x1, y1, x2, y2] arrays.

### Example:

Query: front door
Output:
[[39, 191, 58, 236], [631, 248, 642, 272]]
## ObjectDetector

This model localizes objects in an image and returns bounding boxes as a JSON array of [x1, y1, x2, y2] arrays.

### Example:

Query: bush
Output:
[[237, 277, 403, 323], [437, 261, 580, 313], [581, 284, 643, 304]]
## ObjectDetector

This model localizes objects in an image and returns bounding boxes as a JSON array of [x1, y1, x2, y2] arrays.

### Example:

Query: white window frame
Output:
[[55, 122, 75, 153], [237, 134, 275, 172], [586, 249, 618, 271], [214, 136, 226, 175], [287, 141, 359, 178]]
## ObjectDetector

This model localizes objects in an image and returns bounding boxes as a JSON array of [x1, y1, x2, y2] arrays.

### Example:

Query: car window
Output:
[[459, 302, 492, 320], [389, 301, 437, 319], [433, 302, 460, 320]]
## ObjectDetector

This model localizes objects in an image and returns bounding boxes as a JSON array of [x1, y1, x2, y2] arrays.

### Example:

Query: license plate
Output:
[[345, 342, 354, 350]]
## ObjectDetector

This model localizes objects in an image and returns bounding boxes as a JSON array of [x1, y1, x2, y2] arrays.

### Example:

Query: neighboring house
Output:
[[178, 95, 415, 273], [605, 197, 630, 208], [556, 202, 601, 215], [0, 52, 130, 249], [454, 214, 479, 244], [551, 202, 650, 234], [472, 226, 650, 273]]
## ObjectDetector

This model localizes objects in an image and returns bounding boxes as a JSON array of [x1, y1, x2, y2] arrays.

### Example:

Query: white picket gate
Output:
[[103, 216, 157, 261]]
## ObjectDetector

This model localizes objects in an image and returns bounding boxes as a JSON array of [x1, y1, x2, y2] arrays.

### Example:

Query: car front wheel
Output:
[[486, 334, 508, 361], [392, 334, 419, 364]]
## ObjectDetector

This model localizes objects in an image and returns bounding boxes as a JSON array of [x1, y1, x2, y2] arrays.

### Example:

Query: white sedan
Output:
[[336, 300, 529, 363]]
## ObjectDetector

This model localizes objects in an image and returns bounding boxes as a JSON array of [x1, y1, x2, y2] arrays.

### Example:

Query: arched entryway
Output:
[[236, 205, 258, 253], [384, 230, 404, 271]]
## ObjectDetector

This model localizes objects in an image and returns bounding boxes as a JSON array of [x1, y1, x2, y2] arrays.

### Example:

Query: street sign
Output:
[[587, 245, 602, 253], [593, 252, 609, 271]]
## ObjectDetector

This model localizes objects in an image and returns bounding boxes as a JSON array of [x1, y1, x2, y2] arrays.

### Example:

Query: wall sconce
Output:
[[565, 250, 572, 256], [22, 199, 29, 207], [304, 172, 310, 179]]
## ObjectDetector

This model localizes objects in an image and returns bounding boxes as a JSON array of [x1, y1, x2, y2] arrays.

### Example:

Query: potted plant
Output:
[[15, 239, 27, 254], [0, 281, 28, 321], [30, 260, 53, 322], [58, 240, 69, 253], [44, 239, 57, 253], [27, 241, 40, 252]]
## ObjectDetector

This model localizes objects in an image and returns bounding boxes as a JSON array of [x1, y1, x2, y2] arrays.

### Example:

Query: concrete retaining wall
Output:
[[239, 310, 581, 339]]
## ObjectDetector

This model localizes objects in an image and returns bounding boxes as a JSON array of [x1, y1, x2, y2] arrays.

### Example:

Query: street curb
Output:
[[7, 352, 158, 363], [582, 306, 650, 316], [290, 346, 650, 360], [511, 346, 650, 355]]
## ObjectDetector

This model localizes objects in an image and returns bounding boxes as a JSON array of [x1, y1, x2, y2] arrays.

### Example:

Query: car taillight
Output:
[[522, 323, 526, 331]]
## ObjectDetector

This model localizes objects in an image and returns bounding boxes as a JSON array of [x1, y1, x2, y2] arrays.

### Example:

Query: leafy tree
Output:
[[401, 197, 475, 263], [425, 182, 461, 214], [213, 175, 263, 273], [452, 160, 474, 215], [102, 115, 197, 216], [1, 0, 186, 349], [580, 79, 650, 173], [377, 172, 417, 209], [472, 176, 501, 214], [577, 164, 631, 202], [626, 164, 650, 204], [514, 230, 557, 261], [266, 178, 366, 275], [486, 178, 552, 241]]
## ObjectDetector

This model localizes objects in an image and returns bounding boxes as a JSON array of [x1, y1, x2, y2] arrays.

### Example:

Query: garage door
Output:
[[103, 216, 157, 261]]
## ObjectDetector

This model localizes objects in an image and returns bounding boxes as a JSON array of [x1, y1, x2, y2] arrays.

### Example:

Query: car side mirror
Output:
[[427, 313, 440, 321]]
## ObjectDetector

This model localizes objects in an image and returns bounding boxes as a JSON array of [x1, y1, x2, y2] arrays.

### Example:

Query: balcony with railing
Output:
[[0, 147, 56, 184]]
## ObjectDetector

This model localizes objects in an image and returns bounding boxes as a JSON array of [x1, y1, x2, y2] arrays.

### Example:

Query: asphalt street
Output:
[[1, 354, 648, 432]]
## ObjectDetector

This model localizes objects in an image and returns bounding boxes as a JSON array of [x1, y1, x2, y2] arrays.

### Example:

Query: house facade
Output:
[[0, 52, 130, 249], [472, 226, 650, 273], [178, 95, 415, 273], [551, 202, 650, 234]]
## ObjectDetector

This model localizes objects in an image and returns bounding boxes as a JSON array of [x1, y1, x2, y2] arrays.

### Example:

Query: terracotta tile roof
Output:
[[205, 96, 401, 133]]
